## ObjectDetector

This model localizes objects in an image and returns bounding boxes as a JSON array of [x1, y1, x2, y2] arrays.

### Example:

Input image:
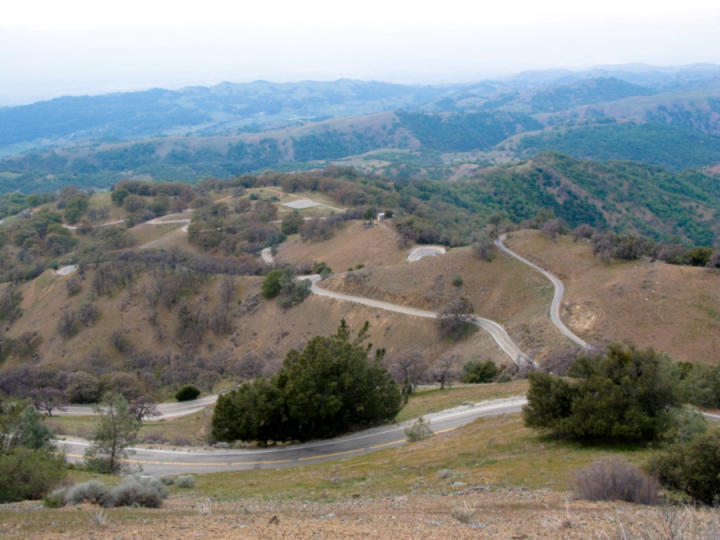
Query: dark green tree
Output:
[[211, 322, 402, 443], [523, 344, 677, 442], [281, 210, 304, 235], [261, 269, 284, 298], [650, 431, 720, 505], [461, 360, 499, 383]]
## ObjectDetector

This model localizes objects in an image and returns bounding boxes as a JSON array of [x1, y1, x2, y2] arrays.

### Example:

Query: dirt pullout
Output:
[[276, 220, 406, 271], [321, 246, 570, 365], [505, 229, 720, 365], [7, 491, 719, 539]]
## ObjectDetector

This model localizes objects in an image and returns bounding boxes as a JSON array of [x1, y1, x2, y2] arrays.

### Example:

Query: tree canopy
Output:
[[523, 344, 677, 442], [212, 321, 402, 443]]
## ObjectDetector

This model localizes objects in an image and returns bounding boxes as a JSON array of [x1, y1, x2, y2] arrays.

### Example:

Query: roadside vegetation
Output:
[[523, 343, 720, 505], [212, 322, 402, 443]]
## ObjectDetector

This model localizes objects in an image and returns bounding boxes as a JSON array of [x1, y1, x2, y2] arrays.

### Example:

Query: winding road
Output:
[[57, 396, 527, 475], [55, 394, 220, 421], [54, 234, 599, 474], [307, 275, 534, 368], [495, 234, 590, 350]]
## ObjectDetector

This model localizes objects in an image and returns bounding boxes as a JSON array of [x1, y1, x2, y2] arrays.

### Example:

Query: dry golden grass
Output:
[[396, 381, 528, 422], [128, 222, 181, 246], [47, 406, 214, 445], [6, 264, 483, 382], [277, 220, 407, 271], [321, 245, 568, 364], [8, 489, 720, 539], [506, 230, 720, 364]]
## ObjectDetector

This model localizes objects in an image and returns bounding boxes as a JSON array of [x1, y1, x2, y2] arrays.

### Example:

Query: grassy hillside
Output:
[[319, 246, 567, 364], [505, 230, 720, 365], [8, 412, 715, 538]]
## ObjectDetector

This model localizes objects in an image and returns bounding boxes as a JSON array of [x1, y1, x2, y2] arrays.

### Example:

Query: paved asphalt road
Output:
[[495, 234, 591, 350], [55, 394, 220, 421], [58, 396, 527, 475], [308, 276, 533, 368]]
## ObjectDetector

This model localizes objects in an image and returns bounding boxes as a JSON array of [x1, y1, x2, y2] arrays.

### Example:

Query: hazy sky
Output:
[[1, 0, 719, 105]]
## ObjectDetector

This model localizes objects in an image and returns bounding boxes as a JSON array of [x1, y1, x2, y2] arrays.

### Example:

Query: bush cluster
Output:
[[175, 385, 201, 402], [523, 344, 677, 442], [405, 417, 434, 442], [574, 457, 659, 505], [212, 321, 402, 443], [48, 476, 169, 508], [461, 360, 498, 383], [650, 431, 720, 505]]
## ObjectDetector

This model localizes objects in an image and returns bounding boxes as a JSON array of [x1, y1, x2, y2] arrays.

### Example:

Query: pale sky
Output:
[[1, 0, 719, 105]]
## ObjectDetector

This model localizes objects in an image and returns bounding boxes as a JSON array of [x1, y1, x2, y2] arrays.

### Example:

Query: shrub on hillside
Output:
[[523, 344, 677, 442], [405, 417, 434, 442], [574, 457, 659, 505], [102, 476, 168, 508], [0, 448, 67, 503], [649, 431, 720, 505], [461, 360, 498, 383], [175, 475, 195, 488], [212, 321, 402, 443], [660, 405, 708, 444], [437, 297, 476, 341], [261, 269, 284, 298], [49, 477, 169, 508], [175, 385, 200, 402], [63, 480, 109, 505]]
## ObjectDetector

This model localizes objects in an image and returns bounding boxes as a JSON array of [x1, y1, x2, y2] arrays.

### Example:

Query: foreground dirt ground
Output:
[[3, 490, 719, 539]]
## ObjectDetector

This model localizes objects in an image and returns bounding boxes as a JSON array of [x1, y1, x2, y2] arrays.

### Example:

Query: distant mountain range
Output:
[[1, 64, 719, 193]]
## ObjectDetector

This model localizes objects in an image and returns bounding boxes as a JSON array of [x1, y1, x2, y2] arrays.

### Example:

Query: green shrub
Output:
[[261, 269, 284, 298], [452, 276, 463, 287], [649, 431, 720, 505], [43, 488, 67, 508], [64, 480, 109, 505], [175, 385, 200, 401], [461, 360, 498, 383], [175, 475, 195, 488], [405, 417, 434, 442], [159, 476, 175, 486], [0, 448, 67, 503], [212, 321, 402, 443], [523, 344, 677, 442], [102, 476, 168, 508], [660, 405, 708, 444]]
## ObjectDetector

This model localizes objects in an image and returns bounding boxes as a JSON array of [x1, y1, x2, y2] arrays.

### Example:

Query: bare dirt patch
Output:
[[7, 491, 717, 539], [277, 221, 406, 271]]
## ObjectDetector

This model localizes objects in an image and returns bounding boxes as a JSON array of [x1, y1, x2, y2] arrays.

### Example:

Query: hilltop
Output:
[[1, 64, 719, 194]]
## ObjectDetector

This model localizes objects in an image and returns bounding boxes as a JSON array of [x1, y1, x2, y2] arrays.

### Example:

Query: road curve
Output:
[[54, 394, 220, 420], [306, 276, 534, 368], [57, 396, 527, 475], [495, 234, 590, 350]]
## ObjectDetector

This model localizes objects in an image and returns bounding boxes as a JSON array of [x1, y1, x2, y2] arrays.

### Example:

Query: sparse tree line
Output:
[[526, 213, 720, 269]]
